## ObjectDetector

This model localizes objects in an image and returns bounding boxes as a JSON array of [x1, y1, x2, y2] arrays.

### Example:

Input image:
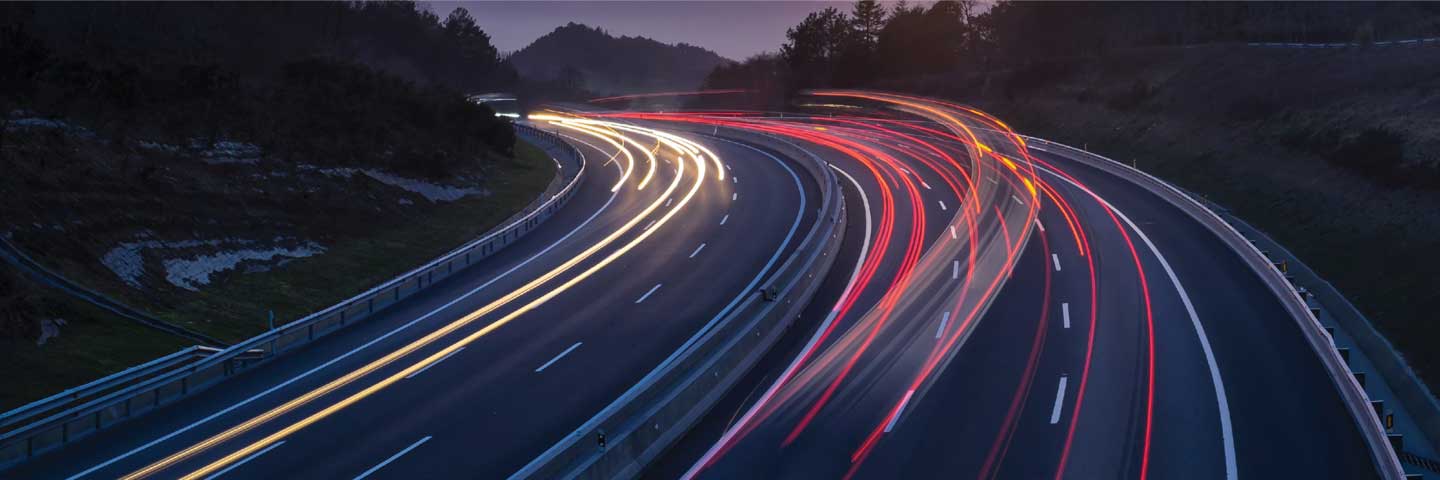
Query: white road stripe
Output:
[[952, 260, 959, 279], [1050, 376, 1069, 424], [720, 214, 729, 225], [936, 312, 950, 339], [1062, 302, 1071, 329], [643, 220, 656, 231], [921, 181, 932, 190], [689, 243, 707, 258], [1040, 164, 1237, 479], [732, 192, 737, 201], [1051, 254, 1062, 271], [535, 342, 583, 373], [938, 200, 948, 211], [352, 436, 432, 480], [1036, 219, 1046, 232], [203, 441, 286, 480], [948, 225, 957, 239], [884, 390, 916, 432], [404, 347, 465, 379], [1012, 195, 1025, 206], [665, 198, 672, 207], [988, 177, 999, 185], [733, 176, 738, 184], [635, 283, 662, 304], [63, 145, 620, 480]]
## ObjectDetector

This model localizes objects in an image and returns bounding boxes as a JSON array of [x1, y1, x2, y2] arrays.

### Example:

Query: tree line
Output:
[[704, 1, 1440, 95], [0, 1, 526, 177]]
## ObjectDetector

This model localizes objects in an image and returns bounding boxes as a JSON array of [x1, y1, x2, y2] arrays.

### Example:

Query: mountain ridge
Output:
[[508, 22, 731, 95]]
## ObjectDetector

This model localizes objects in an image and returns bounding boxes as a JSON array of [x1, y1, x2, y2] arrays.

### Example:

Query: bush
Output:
[[1330, 127, 1407, 179]]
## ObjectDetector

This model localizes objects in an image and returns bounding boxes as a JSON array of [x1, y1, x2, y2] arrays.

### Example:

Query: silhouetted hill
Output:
[[508, 23, 730, 95]]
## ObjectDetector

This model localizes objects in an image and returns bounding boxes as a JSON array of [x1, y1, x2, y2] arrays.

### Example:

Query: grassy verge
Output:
[[163, 140, 557, 342], [0, 140, 556, 408]]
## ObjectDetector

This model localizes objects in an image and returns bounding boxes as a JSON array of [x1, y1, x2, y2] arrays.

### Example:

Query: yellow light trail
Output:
[[125, 121, 715, 480]]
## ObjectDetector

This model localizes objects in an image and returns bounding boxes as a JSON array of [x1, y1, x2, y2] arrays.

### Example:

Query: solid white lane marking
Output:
[[1013, 195, 1025, 206], [720, 214, 729, 225], [936, 312, 950, 339], [1051, 254, 1062, 271], [885, 390, 917, 433], [1050, 376, 1069, 424], [635, 283, 662, 304], [404, 347, 465, 379], [203, 441, 285, 480], [1036, 219, 1046, 232], [65, 142, 618, 480], [732, 192, 737, 201], [686, 162, 872, 479], [1039, 163, 1237, 479], [938, 200, 948, 211], [952, 260, 959, 279], [1062, 302, 1071, 329], [535, 342, 583, 373], [689, 243, 706, 258], [949, 225, 957, 239], [352, 436, 431, 480], [921, 181, 932, 190]]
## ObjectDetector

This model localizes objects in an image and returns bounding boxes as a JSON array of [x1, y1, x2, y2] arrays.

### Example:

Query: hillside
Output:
[[508, 22, 730, 95]]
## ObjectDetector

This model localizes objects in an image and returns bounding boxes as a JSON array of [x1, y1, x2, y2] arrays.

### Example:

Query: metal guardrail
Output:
[[1024, 136, 1407, 479], [0, 237, 223, 347], [1248, 37, 1440, 49], [512, 126, 846, 479], [0, 124, 587, 470]]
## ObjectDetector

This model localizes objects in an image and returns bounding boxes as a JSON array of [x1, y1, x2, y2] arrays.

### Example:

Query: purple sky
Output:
[[428, 1, 854, 60]]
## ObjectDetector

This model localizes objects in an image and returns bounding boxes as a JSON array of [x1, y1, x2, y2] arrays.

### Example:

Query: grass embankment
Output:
[[162, 140, 556, 342], [930, 45, 1440, 392], [0, 140, 555, 410]]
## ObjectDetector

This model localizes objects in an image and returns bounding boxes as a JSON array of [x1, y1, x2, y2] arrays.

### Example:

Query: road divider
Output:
[[510, 125, 846, 480]]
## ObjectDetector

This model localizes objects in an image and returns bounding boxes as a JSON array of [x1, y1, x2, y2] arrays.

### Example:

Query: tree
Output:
[[852, 0, 886, 48]]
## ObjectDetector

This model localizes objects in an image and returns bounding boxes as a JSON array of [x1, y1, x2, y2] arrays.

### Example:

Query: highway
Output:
[[4, 119, 823, 479], [3, 92, 1396, 480], [621, 92, 1388, 479]]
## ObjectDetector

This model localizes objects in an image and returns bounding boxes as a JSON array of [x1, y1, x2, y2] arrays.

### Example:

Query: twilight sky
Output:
[[428, 1, 854, 60]]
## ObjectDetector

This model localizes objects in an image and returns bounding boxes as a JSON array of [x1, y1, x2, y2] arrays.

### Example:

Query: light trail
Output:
[[125, 120, 719, 480]]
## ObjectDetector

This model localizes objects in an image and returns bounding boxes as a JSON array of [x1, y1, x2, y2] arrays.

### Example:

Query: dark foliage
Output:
[[0, 1, 519, 177], [1332, 128, 1408, 180]]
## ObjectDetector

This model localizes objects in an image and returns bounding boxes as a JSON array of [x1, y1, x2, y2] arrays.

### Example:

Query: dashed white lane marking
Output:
[[733, 176, 738, 184], [732, 192, 738, 201], [938, 200, 948, 211], [952, 260, 960, 279], [988, 177, 999, 185], [665, 198, 672, 207], [726, 163, 732, 171], [635, 283, 662, 304], [689, 243, 707, 258], [535, 342, 583, 373], [884, 390, 916, 433], [644, 220, 656, 231], [405, 347, 465, 379], [921, 181, 932, 190], [1062, 302, 1071, 329], [1051, 253, 1062, 271], [204, 440, 286, 480], [352, 436, 432, 480], [1050, 376, 1069, 424], [1036, 219, 1046, 232], [936, 312, 950, 339], [949, 225, 957, 239], [720, 214, 729, 225], [1012, 195, 1025, 206]]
